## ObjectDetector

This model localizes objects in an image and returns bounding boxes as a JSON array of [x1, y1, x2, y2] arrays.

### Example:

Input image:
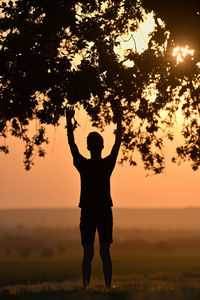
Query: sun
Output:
[[114, 10, 195, 68], [172, 45, 194, 63]]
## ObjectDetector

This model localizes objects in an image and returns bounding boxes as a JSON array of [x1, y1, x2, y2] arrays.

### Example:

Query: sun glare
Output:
[[172, 46, 194, 63]]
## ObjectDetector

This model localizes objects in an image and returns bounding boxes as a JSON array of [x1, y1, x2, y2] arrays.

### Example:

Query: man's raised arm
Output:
[[110, 104, 122, 159], [65, 107, 80, 159]]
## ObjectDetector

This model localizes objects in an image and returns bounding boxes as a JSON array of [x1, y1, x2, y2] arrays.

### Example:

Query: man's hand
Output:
[[65, 105, 81, 158], [65, 106, 79, 131], [111, 101, 122, 124], [66, 106, 75, 121]]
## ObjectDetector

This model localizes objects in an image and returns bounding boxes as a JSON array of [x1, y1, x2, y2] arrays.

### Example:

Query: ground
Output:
[[1, 245, 200, 299]]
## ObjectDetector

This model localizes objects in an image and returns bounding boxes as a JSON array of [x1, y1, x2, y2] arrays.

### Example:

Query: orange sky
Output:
[[0, 109, 199, 209], [0, 9, 199, 209]]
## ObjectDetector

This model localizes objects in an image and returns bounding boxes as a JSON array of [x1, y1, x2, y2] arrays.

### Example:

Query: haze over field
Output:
[[1, 207, 200, 230]]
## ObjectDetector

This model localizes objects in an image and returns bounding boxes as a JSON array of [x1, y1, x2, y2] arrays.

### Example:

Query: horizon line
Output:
[[0, 206, 199, 211]]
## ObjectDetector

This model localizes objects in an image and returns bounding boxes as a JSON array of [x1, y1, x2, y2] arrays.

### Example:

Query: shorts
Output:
[[80, 207, 113, 245]]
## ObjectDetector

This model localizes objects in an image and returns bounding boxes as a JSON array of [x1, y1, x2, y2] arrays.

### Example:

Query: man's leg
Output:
[[82, 243, 94, 289], [99, 243, 112, 288]]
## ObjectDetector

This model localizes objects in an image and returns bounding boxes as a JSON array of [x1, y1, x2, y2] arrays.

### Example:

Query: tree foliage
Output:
[[0, 0, 200, 172]]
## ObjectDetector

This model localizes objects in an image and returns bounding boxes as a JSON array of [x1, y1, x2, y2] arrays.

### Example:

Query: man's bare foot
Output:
[[83, 280, 89, 290]]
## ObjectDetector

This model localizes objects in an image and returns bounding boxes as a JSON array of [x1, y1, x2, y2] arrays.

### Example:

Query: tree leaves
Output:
[[0, 0, 200, 172]]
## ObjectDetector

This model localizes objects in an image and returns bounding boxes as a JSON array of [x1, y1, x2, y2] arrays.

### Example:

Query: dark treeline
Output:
[[1, 226, 200, 257]]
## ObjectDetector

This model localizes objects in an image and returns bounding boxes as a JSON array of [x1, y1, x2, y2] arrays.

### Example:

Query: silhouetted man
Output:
[[66, 105, 121, 289]]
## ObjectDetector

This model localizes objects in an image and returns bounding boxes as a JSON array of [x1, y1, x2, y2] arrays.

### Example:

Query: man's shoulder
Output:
[[103, 154, 114, 162], [73, 154, 88, 168], [74, 153, 88, 161]]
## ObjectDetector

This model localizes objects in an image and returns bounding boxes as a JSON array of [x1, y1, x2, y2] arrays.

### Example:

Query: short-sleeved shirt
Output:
[[73, 153, 117, 208]]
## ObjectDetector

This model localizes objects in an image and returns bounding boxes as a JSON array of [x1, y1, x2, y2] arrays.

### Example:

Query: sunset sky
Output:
[[0, 9, 199, 210], [1, 108, 199, 209]]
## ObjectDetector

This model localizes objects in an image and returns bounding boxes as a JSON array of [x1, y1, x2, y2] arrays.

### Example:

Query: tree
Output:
[[143, 0, 200, 49], [0, 0, 199, 172]]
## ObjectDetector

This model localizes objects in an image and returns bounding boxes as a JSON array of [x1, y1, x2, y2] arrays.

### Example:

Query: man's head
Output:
[[87, 132, 104, 154]]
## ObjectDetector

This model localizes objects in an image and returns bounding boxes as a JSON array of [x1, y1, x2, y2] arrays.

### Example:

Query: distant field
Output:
[[1, 207, 200, 230]]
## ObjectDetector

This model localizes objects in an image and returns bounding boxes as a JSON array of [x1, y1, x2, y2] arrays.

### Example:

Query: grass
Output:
[[1, 247, 200, 299], [2, 248, 200, 285], [1, 281, 200, 300]]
